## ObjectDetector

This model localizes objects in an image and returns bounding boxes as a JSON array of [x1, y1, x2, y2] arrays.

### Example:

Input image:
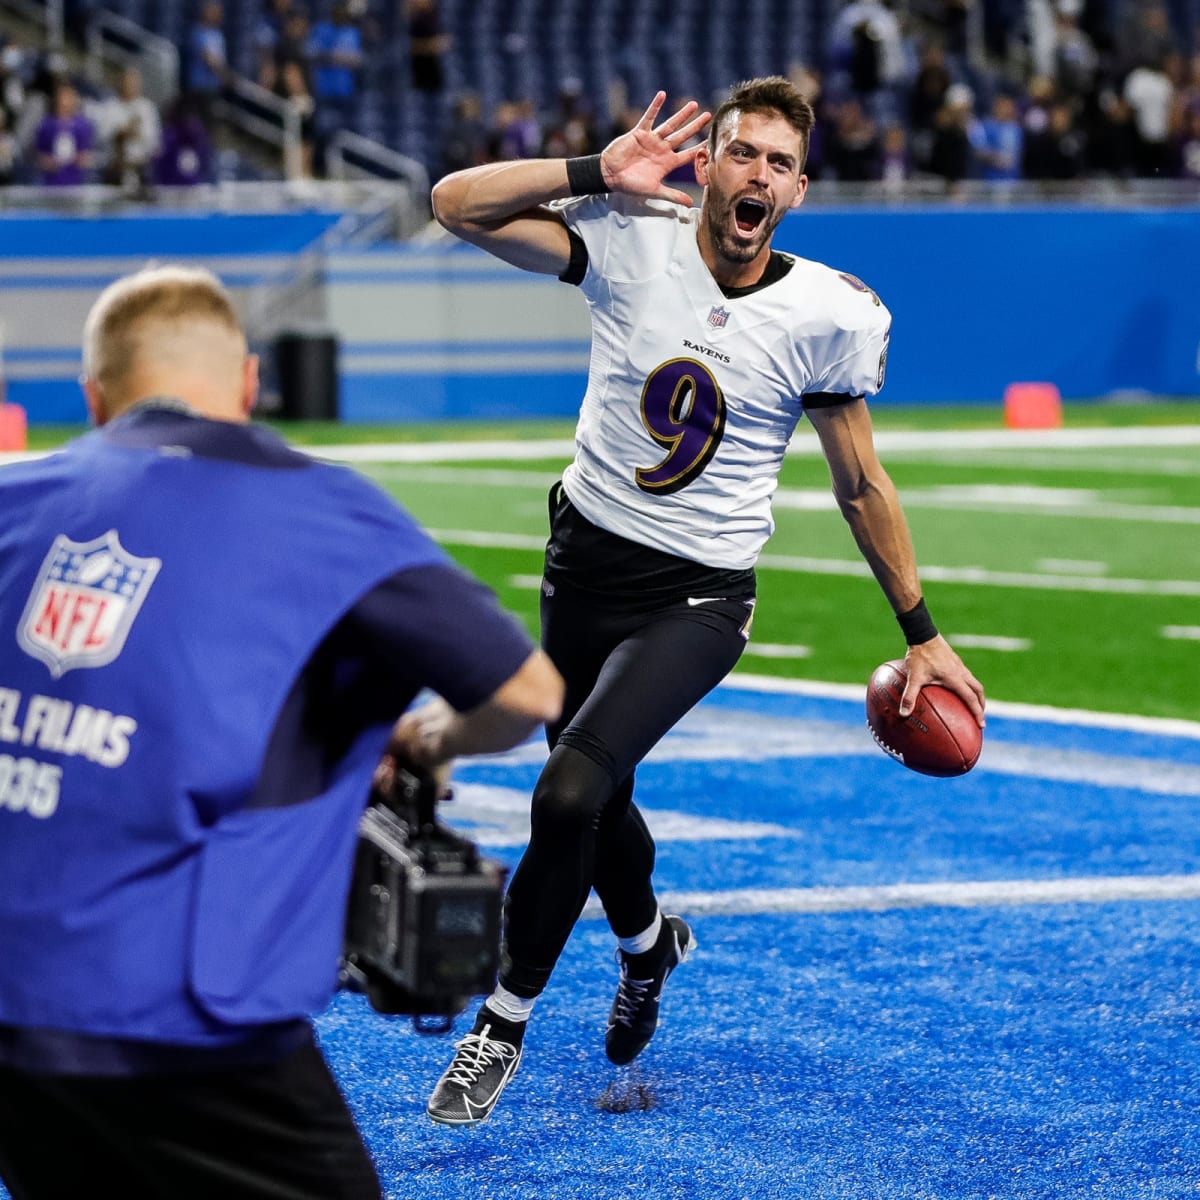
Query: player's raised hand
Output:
[[901, 635, 986, 726], [600, 91, 711, 206]]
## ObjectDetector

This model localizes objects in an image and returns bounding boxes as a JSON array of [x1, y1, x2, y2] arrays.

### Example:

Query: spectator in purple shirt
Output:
[[154, 94, 214, 186], [35, 80, 94, 185]]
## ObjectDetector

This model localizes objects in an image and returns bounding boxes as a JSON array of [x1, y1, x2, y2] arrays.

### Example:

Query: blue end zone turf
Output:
[[312, 683, 1200, 1199], [4, 683, 1197, 1198]]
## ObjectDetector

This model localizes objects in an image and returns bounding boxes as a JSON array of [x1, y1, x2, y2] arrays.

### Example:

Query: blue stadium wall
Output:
[[6, 205, 1199, 424]]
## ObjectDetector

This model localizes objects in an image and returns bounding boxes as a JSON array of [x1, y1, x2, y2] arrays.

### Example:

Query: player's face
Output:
[[696, 111, 808, 269]]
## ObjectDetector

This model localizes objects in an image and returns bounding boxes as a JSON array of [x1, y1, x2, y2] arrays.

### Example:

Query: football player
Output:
[[425, 76, 986, 1125]]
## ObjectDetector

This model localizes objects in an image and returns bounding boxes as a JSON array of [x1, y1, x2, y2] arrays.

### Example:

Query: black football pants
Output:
[[499, 582, 752, 998]]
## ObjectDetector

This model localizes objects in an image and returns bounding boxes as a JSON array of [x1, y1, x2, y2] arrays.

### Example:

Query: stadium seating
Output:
[[74, 0, 1200, 179]]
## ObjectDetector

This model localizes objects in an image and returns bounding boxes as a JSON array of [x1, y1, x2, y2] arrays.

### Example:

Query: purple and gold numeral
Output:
[[635, 358, 727, 495]]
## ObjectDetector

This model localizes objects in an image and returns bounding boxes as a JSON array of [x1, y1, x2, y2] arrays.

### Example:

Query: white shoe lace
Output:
[[444, 1025, 519, 1089], [611, 965, 655, 1029]]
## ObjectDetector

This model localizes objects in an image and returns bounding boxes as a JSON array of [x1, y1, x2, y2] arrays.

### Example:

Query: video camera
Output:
[[340, 757, 507, 1033]]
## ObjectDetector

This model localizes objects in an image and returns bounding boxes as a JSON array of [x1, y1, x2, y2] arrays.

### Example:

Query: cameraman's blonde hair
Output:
[[82, 264, 244, 398]]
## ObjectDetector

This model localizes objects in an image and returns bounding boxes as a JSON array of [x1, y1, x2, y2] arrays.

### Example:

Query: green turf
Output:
[[16, 403, 1200, 721], [343, 422, 1200, 723], [23, 398, 1200, 451]]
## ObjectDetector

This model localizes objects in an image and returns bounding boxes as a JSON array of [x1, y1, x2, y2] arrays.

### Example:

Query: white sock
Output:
[[618, 910, 662, 956], [485, 984, 536, 1024]]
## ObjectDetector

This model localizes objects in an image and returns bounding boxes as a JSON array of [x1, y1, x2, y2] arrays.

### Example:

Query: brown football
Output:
[[866, 659, 982, 777]]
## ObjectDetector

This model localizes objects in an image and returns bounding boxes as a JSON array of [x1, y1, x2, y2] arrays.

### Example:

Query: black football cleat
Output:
[[427, 1010, 523, 1126], [605, 915, 695, 1066]]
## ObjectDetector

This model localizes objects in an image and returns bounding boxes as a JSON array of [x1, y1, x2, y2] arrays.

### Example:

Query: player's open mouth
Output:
[[734, 197, 768, 236]]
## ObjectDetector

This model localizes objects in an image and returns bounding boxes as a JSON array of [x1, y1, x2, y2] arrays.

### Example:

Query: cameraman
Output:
[[0, 265, 563, 1200]]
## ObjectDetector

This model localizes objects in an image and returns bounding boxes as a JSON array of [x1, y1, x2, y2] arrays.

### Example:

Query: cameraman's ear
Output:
[[427, 760, 453, 800]]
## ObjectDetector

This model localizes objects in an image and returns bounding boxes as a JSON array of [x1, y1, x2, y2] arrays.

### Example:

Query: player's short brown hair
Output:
[[708, 77, 815, 172], [82, 265, 244, 396]]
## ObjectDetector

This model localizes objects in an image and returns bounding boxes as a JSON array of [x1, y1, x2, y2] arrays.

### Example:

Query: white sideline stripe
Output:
[[6, 426, 1200, 470], [578, 874, 1200, 919], [722, 673, 1200, 740], [1163, 626, 1200, 640], [430, 528, 1200, 596]]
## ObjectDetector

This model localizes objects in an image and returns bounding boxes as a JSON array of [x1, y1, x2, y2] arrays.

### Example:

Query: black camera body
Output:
[[340, 759, 507, 1031]]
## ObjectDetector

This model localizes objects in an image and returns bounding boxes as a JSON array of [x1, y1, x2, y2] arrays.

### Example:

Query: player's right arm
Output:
[[431, 92, 711, 276], [431, 160, 579, 275]]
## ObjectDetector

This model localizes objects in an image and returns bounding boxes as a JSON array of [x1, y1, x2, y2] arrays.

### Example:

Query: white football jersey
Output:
[[554, 192, 892, 570]]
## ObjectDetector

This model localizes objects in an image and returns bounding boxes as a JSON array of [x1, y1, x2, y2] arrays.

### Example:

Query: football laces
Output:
[[867, 722, 905, 764]]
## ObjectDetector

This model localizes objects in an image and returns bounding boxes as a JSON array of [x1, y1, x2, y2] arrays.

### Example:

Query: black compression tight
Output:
[[499, 586, 751, 999]]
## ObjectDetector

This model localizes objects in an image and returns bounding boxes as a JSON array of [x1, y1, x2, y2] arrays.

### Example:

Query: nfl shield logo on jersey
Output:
[[707, 305, 730, 330], [17, 530, 162, 678]]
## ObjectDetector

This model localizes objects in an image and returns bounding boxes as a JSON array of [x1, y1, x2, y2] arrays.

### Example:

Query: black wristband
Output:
[[897, 597, 939, 645], [566, 154, 607, 196]]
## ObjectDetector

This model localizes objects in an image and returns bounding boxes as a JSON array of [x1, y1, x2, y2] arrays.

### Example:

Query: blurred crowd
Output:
[[1, 0, 1197, 192], [435, 0, 1200, 190], [0, 43, 198, 190], [0, 0, 385, 188]]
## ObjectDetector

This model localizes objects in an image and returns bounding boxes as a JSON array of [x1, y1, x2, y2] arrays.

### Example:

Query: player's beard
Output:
[[703, 192, 783, 266]]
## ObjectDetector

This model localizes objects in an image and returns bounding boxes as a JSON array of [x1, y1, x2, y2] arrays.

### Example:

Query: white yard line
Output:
[[587, 873, 1200, 919], [740, 643, 812, 659], [1163, 626, 1200, 640], [943, 634, 1032, 651], [305, 426, 1200, 463], [1036, 559, 1109, 575], [5, 425, 1200, 470], [365, 465, 1200, 525], [722, 672, 1200, 739], [433, 528, 1200, 596]]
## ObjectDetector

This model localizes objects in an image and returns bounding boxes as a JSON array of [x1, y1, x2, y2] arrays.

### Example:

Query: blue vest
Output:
[[0, 421, 447, 1044]]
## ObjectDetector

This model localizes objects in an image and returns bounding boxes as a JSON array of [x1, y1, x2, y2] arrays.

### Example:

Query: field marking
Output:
[[1036, 558, 1108, 575], [898, 485, 1200, 525], [579, 873, 1200, 919], [362, 463, 1200, 527], [450, 783, 799, 848], [479, 701, 1200, 791], [509, 574, 544, 591], [756, 552, 1200, 597], [741, 642, 812, 659], [724, 672, 1200, 740], [437, 528, 1200, 596], [6, 426, 1200, 471], [302, 426, 1200, 464], [1163, 626, 1200, 640], [943, 634, 1031, 651], [315, 439, 577, 464]]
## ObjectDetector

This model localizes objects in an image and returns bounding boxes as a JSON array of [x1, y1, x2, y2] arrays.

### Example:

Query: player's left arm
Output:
[[808, 398, 986, 725]]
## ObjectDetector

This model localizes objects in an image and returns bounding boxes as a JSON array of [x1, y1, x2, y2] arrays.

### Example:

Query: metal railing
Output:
[[0, 0, 62, 46], [82, 8, 178, 107], [213, 74, 303, 183], [326, 129, 429, 208]]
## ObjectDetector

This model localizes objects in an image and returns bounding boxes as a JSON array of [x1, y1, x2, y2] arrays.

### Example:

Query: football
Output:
[[866, 660, 982, 777]]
